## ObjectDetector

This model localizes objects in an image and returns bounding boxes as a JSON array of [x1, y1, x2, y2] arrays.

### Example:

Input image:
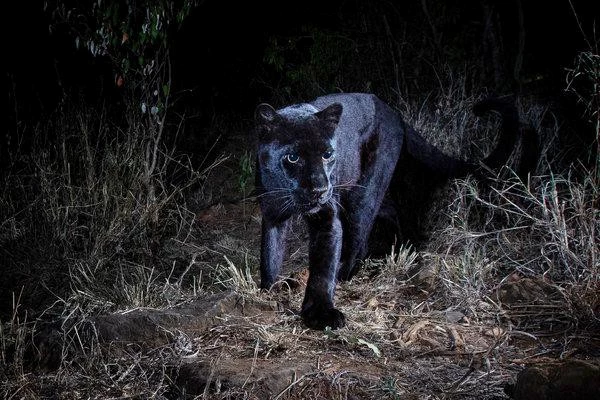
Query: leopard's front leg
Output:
[[301, 203, 345, 329]]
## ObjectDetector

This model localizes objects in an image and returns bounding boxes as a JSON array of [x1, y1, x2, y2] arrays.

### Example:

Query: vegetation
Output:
[[2, 1, 598, 398]]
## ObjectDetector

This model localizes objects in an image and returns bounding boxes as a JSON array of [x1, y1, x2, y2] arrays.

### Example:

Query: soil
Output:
[[33, 135, 600, 399]]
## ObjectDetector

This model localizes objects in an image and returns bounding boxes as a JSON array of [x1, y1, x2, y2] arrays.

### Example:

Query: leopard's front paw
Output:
[[301, 305, 346, 330]]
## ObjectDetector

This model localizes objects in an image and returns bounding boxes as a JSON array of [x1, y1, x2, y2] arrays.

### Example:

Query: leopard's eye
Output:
[[322, 149, 334, 162], [285, 153, 299, 164]]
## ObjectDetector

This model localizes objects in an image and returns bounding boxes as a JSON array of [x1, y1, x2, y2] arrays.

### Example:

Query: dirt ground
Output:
[[32, 135, 600, 399]]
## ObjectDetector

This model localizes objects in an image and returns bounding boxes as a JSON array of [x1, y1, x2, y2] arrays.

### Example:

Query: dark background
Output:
[[6, 0, 597, 136]]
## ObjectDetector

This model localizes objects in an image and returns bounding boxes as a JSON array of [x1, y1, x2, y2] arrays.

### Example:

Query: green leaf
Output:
[[323, 326, 337, 338], [323, 327, 381, 357], [356, 338, 381, 357]]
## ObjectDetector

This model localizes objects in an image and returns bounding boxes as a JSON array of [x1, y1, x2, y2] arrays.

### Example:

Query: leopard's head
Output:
[[255, 102, 342, 218]]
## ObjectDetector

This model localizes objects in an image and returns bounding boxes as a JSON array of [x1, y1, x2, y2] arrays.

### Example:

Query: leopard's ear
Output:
[[255, 103, 282, 141], [316, 103, 343, 133], [255, 103, 279, 124]]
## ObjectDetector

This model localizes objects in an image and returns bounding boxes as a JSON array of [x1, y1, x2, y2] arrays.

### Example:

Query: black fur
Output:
[[254, 93, 525, 330]]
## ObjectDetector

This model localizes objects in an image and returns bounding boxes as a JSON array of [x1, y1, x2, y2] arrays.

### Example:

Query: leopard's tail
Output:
[[404, 96, 530, 179], [473, 96, 520, 171]]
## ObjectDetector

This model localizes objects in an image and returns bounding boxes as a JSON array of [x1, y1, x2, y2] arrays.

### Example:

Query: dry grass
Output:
[[2, 54, 599, 399], [431, 166, 599, 315], [0, 96, 216, 397], [0, 97, 218, 312]]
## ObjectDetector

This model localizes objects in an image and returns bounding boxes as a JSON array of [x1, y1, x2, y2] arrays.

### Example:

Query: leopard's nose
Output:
[[310, 186, 328, 201]]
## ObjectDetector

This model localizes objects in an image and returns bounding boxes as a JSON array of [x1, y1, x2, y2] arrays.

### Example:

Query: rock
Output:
[[497, 277, 563, 305], [506, 360, 600, 400], [176, 358, 313, 398], [32, 291, 281, 370]]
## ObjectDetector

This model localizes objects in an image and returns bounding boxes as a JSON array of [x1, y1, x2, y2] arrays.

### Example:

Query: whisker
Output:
[[329, 197, 346, 214], [333, 181, 367, 190], [255, 188, 292, 199], [277, 197, 295, 219]]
